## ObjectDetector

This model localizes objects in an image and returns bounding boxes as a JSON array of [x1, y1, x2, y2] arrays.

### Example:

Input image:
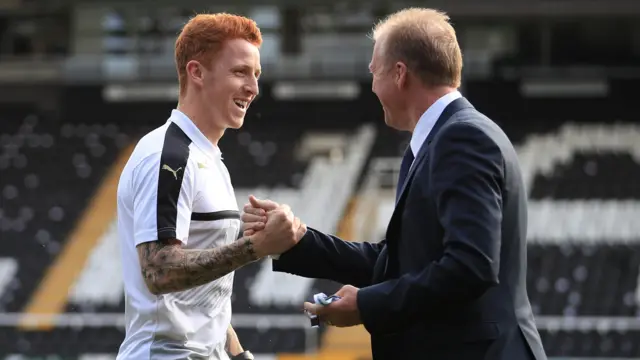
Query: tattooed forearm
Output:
[[137, 237, 259, 295]]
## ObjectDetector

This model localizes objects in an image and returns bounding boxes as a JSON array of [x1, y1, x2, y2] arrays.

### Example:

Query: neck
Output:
[[406, 86, 456, 133], [177, 93, 225, 146]]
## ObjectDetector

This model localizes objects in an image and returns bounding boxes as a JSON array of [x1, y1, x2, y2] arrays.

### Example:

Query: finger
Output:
[[303, 302, 325, 316], [243, 229, 255, 236], [267, 207, 290, 222], [334, 286, 347, 297], [335, 285, 357, 298], [242, 222, 265, 232], [241, 213, 266, 224], [243, 203, 266, 216], [279, 204, 294, 220], [249, 195, 279, 211], [279, 204, 291, 212]]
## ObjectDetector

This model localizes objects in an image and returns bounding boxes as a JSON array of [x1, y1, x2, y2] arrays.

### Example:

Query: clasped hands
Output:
[[241, 195, 362, 328], [240, 195, 307, 258]]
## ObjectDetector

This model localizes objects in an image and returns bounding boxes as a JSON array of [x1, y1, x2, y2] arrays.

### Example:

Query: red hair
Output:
[[175, 13, 263, 96]]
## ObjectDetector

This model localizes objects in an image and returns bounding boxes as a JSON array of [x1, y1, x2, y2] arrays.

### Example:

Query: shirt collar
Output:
[[409, 90, 462, 156], [169, 109, 222, 160]]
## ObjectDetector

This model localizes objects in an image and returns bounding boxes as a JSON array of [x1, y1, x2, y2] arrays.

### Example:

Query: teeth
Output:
[[234, 100, 247, 109]]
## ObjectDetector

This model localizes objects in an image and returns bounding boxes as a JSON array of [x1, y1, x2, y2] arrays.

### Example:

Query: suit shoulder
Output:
[[450, 107, 496, 128], [432, 115, 506, 164], [440, 108, 522, 175], [438, 114, 494, 141], [446, 109, 512, 144]]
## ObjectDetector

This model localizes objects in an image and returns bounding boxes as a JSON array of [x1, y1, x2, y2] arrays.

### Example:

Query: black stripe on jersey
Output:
[[156, 122, 192, 240], [191, 210, 240, 221]]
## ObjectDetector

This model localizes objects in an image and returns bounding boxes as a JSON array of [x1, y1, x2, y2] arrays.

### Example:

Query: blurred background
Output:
[[0, 0, 639, 359]]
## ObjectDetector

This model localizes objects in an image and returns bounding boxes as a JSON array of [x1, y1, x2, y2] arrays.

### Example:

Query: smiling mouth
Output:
[[234, 100, 248, 110]]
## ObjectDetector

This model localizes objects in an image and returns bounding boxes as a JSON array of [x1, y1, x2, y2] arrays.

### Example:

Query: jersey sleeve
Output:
[[131, 150, 196, 246]]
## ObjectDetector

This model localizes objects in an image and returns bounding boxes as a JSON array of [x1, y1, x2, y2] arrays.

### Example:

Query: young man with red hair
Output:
[[116, 13, 305, 360]]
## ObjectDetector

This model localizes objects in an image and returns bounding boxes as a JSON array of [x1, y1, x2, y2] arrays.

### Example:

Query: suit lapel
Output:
[[386, 97, 474, 239]]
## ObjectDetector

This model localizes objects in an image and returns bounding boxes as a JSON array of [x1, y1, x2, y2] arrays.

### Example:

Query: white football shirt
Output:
[[116, 109, 240, 360]]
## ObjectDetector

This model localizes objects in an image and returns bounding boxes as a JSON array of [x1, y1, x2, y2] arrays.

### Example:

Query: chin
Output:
[[227, 117, 245, 129], [382, 108, 393, 125], [383, 114, 395, 127], [384, 115, 404, 132]]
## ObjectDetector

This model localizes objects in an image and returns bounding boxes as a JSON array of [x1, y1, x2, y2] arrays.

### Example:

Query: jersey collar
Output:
[[169, 109, 222, 160]]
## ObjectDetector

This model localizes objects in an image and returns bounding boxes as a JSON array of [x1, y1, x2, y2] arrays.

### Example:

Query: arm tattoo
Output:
[[137, 236, 258, 295]]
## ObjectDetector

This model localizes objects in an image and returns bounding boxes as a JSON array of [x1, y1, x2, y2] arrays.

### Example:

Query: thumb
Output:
[[249, 195, 279, 211], [295, 218, 307, 240]]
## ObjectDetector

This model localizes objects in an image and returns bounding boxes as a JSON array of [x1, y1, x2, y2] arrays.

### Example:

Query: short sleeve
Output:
[[131, 151, 196, 246]]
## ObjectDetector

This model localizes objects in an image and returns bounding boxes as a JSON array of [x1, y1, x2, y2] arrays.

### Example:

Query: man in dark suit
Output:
[[242, 7, 547, 360]]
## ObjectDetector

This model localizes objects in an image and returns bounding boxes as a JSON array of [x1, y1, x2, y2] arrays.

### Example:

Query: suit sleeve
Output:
[[357, 121, 504, 334], [131, 151, 196, 246], [273, 227, 385, 288]]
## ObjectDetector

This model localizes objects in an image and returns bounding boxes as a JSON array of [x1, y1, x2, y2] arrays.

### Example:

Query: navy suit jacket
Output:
[[273, 97, 547, 360]]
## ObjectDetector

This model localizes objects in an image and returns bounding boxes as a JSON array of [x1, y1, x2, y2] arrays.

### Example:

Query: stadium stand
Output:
[[0, 106, 127, 314], [0, 104, 131, 354], [3, 1, 640, 359], [2, 79, 640, 359], [521, 121, 640, 358]]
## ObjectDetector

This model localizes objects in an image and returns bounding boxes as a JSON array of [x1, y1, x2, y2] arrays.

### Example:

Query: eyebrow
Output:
[[235, 64, 261, 76]]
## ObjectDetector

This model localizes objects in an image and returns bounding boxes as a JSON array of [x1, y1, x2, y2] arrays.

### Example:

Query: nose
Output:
[[245, 77, 259, 98]]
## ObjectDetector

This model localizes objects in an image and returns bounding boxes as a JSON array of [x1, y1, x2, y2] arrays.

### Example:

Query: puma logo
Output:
[[162, 164, 183, 179]]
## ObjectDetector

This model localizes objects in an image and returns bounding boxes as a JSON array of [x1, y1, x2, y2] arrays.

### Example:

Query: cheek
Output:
[[203, 79, 219, 97], [205, 77, 233, 98], [372, 78, 383, 97], [375, 83, 392, 106]]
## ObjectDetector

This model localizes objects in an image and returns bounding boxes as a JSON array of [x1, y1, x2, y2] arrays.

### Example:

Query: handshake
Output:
[[240, 195, 307, 259]]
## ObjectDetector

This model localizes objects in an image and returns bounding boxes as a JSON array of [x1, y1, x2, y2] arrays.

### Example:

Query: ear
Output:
[[186, 60, 205, 87], [394, 61, 408, 89]]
